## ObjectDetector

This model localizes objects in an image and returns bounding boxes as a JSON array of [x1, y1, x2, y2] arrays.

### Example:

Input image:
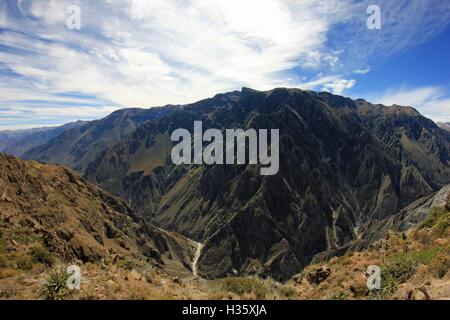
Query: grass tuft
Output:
[[42, 267, 71, 300]]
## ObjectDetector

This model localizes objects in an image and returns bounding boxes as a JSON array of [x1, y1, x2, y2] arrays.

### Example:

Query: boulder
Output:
[[307, 267, 331, 285]]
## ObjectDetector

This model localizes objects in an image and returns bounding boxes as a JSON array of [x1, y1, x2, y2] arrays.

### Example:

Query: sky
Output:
[[0, 0, 449, 130]]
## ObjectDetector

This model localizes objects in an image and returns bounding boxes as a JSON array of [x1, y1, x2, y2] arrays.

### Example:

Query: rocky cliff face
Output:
[[0, 154, 195, 273], [81, 88, 449, 280]]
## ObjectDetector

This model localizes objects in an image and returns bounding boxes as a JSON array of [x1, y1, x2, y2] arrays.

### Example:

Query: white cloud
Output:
[[29, 0, 74, 24], [322, 79, 356, 94], [353, 67, 371, 75]]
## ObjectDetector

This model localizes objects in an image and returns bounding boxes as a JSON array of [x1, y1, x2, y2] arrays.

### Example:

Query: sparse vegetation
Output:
[[212, 276, 297, 299], [420, 207, 450, 236], [0, 255, 8, 268], [117, 258, 145, 271], [30, 244, 55, 267], [16, 255, 33, 270], [11, 228, 36, 244], [42, 267, 71, 300], [214, 277, 270, 299], [0, 238, 6, 254], [380, 246, 443, 296]]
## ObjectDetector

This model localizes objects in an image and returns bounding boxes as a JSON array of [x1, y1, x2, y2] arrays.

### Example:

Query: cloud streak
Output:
[[0, 0, 449, 128]]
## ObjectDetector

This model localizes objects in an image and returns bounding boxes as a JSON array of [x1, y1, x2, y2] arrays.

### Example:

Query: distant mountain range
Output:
[[3, 88, 450, 281], [0, 121, 87, 157], [23, 106, 179, 174]]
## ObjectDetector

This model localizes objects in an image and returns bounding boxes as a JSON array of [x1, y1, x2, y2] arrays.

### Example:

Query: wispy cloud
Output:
[[0, 0, 449, 128], [353, 67, 371, 75]]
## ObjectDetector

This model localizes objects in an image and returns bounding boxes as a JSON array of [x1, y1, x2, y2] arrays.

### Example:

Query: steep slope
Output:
[[312, 184, 450, 262], [83, 88, 450, 280], [357, 102, 450, 195], [0, 121, 87, 157], [0, 154, 195, 274], [23, 106, 178, 174]]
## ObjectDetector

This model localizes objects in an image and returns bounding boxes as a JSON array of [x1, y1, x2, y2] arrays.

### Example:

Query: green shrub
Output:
[[0, 239, 6, 254], [16, 255, 33, 270], [330, 291, 349, 300], [420, 208, 450, 235], [117, 258, 144, 271], [215, 277, 269, 299], [11, 229, 36, 244], [30, 244, 55, 266], [380, 246, 442, 296], [42, 268, 70, 300], [279, 285, 297, 298], [0, 255, 9, 268]]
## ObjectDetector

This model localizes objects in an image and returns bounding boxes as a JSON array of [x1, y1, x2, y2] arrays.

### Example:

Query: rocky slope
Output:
[[0, 154, 195, 275], [80, 88, 450, 280]]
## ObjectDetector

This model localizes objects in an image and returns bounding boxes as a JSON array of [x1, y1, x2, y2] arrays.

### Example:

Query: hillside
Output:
[[0, 154, 196, 283]]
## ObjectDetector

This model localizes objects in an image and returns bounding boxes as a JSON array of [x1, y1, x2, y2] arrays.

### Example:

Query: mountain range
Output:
[[0, 121, 87, 157], [8, 87, 449, 281]]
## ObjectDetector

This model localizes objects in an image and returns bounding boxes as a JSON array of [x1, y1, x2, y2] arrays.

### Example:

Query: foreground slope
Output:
[[0, 154, 195, 276]]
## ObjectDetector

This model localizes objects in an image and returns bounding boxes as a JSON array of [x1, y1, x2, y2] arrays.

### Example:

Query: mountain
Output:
[[438, 122, 450, 132], [77, 88, 450, 281], [23, 106, 179, 174], [0, 154, 195, 274], [0, 121, 87, 157]]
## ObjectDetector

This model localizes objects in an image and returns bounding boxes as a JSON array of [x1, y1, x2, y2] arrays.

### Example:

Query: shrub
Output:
[[330, 291, 349, 300], [380, 246, 442, 296], [420, 207, 450, 236], [11, 229, 36, 244], [16, 255, 33, 270], [0, 255, 9, 268], [117, 258, 144, 271], [279, 285, 297, 298], [215, 277, 269, 299], [0, 238, 6, 254], [429, 253, 450, 279], [30, 244, 55, 267], [42, 268, 70, 300]]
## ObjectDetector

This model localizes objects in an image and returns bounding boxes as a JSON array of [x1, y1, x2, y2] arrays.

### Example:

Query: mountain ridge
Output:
[[0, 121, 87, 157]]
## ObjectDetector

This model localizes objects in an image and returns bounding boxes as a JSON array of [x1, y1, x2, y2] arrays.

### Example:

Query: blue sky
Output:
[[0, 0, 449, 129]]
